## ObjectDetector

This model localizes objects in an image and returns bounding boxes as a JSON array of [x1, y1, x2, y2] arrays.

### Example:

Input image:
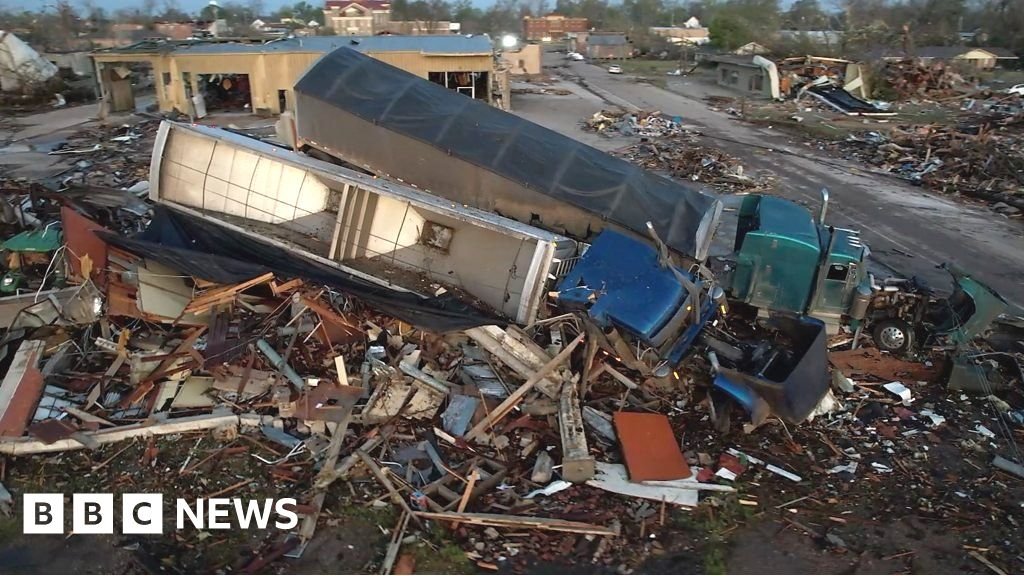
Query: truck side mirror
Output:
[[819, 188, 829, 225]]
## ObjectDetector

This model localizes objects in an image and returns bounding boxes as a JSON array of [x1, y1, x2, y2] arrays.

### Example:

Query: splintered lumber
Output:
[[0, 412, 239, 455], [414, 511, 618, 536], [398, 362, 452, 395], [297, 295, 360, 342], [558, 379, 595, 482], [183, 272, 274, 314], [464, 332, 583, 442], [380, 511, 410, 576], [451, 469, 480, 529], [316, 432, 387, 490], [464, 325, 561, 398], [300, 411, 354, 542], [357, 450, 424, 528]]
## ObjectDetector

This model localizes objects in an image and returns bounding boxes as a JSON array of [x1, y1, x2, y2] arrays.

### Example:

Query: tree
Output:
[[159, 0, 192, 21], [784, 0, 828, 29], [709, 12, 752, 49]]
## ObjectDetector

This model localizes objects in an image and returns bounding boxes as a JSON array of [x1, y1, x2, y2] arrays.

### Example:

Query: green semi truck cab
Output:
[[726, 192, 870, 324]]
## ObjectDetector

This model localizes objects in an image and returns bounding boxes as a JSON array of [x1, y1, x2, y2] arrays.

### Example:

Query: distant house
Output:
[[733, 42, 770, 55], [777, 30, 843, 45], [867, 46, 1018, 70], [575, 32, 631, 59], [323, 0, 453, 35], [522, 14, 589, 42], [709, 55, 775, 97], [981, 47, 1020, 68], [683, 16, 702, 29], [649, 26, 710, 45]]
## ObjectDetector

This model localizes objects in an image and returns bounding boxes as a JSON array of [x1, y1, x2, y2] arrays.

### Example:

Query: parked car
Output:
[[1006, 84, 1024, 96], [608, 65, 622, 74], [567, 52, 585, 61]]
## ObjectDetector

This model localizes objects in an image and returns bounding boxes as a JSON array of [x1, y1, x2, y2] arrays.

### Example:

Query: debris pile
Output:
[[584, 109, 684, 137], [835, 121, 1024, 210], [511, 87, 573, 96], [613, 138, 770, 193], [42, 119, 158, 189], [884, 59, 967, 100]]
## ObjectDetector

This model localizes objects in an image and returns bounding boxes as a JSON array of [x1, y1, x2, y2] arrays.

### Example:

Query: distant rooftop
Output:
[[587, 34, 627, 46], [94, 34, 493, 56], [866, 45, 1018, 60], [325, 0, 392, 10]]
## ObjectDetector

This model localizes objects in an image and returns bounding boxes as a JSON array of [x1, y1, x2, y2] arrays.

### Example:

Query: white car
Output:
[[567, 52, 585, 61], [1007, 84, 1024, 96], [608, 65, 623, 74]]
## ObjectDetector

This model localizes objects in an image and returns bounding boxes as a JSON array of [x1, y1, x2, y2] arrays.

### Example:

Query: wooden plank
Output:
[[183, 272, 274, 314], [0, 412, 239, 455], [357, 450, 424, 528], [270, 278, 304, 296], [299, 411, 353, 542], [558, 378, 594, 482], [414, 511, 618, 536], [63, 406, 115, 427], [398, 362, 452, 396], [464, 326, 561, 399], [298, 295, 360, 342], [464, 332, 582, 442], [451, 469, 480, 529]]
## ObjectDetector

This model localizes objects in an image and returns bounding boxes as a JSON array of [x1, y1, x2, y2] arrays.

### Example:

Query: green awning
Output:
[[2, 227, 63, 253]]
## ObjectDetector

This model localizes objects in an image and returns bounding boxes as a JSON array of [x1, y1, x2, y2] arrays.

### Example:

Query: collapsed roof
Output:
[[293, 47, 722, 262]]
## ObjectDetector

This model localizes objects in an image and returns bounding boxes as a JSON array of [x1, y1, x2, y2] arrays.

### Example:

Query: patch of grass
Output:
[[334, 502, 396, 527], [0, 515, 19, 544], [668, 496, 753, 573], [409, 524, 473, 574], [412, 539, 473, 574], [703, 546, 727, 574]]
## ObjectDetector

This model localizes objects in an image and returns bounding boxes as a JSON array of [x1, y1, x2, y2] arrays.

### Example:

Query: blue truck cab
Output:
[[554, 229, 717, 368]]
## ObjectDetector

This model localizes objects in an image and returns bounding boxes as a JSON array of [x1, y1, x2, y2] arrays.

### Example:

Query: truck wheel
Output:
[[872, 319, 913, 354]]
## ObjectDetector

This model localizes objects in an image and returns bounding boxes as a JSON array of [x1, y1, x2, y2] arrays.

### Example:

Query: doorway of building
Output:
[[428, 71, 489, 101], [197, 73, 252, 112]]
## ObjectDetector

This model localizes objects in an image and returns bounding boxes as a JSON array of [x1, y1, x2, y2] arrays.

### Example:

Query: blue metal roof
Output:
[[171, 34, 493, 56]]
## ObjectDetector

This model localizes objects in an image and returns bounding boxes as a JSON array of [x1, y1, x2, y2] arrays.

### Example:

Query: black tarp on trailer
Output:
[[292, 47, 722, 262]]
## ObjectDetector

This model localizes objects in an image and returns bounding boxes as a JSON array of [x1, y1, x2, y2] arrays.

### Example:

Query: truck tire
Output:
[[872, 318, 913, 354]]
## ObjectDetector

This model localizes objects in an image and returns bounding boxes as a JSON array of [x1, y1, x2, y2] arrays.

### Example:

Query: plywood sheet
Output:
[[613, 412, 690, 481]]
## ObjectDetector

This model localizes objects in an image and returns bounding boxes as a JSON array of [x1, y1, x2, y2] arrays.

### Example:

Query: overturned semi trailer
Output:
[[291, 47, 722, 263], [149, 121, 573, 325]]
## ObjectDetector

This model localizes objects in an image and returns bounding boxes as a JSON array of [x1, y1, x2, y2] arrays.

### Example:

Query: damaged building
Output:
[[90, 34, 498, 117]]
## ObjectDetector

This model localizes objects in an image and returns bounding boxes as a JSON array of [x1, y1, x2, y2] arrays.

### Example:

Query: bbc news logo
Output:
[[23, 494, 298, 534]]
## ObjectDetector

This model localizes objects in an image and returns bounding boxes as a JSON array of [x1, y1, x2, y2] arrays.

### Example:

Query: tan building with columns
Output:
[[91, 35, 495, 117]]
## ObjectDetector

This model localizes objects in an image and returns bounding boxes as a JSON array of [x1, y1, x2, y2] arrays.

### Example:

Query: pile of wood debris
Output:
[[884, 59, 967, 100], [832, 118, 1024, 211]]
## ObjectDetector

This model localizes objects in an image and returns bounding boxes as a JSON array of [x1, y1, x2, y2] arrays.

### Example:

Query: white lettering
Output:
[[176, 498, 204, 529], [233, 499, 274, 529], [207, 498, 232, 529], [274, 498, 299, 530]]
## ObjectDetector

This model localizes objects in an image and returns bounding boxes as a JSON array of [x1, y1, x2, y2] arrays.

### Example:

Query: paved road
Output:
[[525, 57, 1024, 308]]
